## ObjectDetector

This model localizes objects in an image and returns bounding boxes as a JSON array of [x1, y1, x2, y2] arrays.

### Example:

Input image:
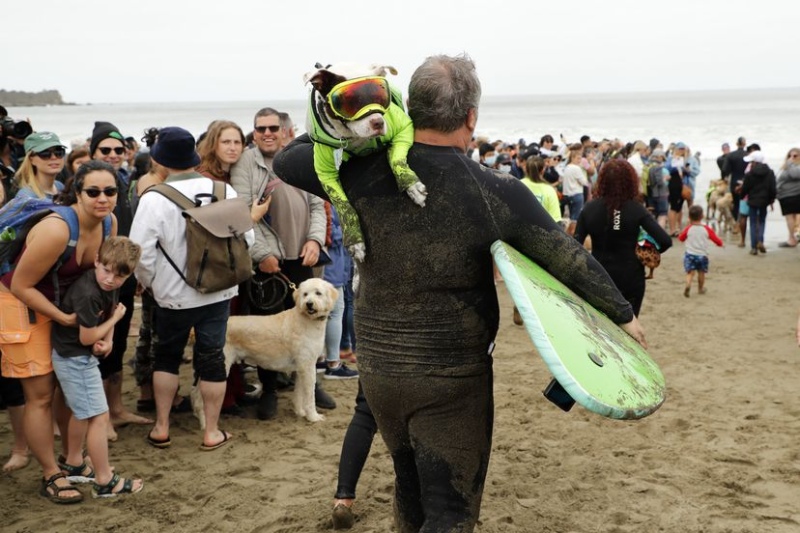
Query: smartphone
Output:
[[259, 178, 282, 204]]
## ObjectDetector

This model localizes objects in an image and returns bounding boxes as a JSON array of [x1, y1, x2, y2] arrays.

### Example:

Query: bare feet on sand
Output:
[[112, 411, 154, 427], [3, 449, 30, 472]]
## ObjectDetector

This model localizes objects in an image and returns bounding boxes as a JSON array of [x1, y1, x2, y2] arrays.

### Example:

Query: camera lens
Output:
[[12, 121, 33, 139]]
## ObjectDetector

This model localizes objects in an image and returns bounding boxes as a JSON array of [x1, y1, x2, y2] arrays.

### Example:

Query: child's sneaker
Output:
[[324, 363, 359, 380], [316, 361, 328, 374]]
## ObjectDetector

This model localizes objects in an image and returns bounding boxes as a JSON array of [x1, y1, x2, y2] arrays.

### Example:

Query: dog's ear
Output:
[[368, 64, 398, 77], [303, 69, 343, 96], [328, 284, 338, 304]]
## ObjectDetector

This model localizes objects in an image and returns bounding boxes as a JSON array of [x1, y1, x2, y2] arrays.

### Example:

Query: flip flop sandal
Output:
[[199, 430, 232, 451], [146, 431, 171, 449], [40, 472, 84, 504], [58, 460, 95, 484], [92, 472, 144, 498]]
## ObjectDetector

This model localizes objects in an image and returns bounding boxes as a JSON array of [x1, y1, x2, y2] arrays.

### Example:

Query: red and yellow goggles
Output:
[[327, 76, 391, 121]]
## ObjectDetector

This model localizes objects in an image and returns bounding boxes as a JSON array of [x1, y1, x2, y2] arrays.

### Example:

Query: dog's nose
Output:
[[369, 116, 384, 132], [306, 301, 315, 310]]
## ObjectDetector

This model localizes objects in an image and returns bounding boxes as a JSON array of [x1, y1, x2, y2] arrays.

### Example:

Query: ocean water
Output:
[[7, 87, 800, 243]]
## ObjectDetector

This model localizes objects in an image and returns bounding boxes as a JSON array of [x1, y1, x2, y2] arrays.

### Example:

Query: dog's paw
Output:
[[306, 412, 325, 422], [406, 181, 428, 207], [349, 243, 366, 263]]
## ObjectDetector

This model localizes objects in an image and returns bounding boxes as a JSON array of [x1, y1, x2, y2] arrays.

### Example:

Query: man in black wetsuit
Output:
[[275, 54, 646, 533]]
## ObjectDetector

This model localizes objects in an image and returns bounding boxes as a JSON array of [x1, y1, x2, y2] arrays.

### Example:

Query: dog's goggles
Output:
[[327, 76, 391, 121]]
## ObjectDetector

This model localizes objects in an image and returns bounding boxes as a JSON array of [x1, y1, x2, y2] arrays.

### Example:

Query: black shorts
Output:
[[779, 195, 800, 216]]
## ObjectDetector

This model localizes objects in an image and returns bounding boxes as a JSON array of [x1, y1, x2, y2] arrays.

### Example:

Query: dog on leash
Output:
[[304, 62, 427, 262], [192, 278, 338, 428], [706, 179, 728, 221], [715, 192, 735, 233]]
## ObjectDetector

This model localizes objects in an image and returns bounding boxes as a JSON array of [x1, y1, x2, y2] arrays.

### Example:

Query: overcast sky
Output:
[[7, 0, 799, 104]]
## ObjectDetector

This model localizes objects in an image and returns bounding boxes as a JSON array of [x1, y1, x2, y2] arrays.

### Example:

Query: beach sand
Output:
[[2, 230, 799, 533]]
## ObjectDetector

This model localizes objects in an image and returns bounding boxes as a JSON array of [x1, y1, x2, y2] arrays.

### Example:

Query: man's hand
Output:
[[258, 255, 280, 273], [620, 316, 648, 349], [300, 240, 321, 267]]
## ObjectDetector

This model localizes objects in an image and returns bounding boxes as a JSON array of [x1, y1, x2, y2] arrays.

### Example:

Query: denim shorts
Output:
[[566, 194, 585, 221], [51, 350, 108, 420], [684, 253, 709, 273]]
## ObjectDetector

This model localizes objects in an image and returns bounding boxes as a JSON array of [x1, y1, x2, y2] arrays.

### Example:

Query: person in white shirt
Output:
[[561, 146, 590, 235], [130, 127, 257, 452]]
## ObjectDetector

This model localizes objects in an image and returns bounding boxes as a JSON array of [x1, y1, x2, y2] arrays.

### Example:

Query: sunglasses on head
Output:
[[254, 125, 281, 134], [81, 186, 118, 198], [34, 147, 66, 160], [98, 146, 126, 156], [327, 76, 391, 121]]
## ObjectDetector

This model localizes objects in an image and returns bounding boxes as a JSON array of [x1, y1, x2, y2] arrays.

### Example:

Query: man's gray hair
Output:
[[407, 54, 481, 133]]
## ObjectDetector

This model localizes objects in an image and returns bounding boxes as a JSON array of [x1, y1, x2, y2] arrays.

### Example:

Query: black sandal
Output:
[[40, 472, 84, 504], [92, 472, 144, 498], [58, 457, 95, 484]]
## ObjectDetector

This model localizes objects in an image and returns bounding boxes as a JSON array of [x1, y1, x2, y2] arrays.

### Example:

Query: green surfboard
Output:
[[491, 240, 665, 419]]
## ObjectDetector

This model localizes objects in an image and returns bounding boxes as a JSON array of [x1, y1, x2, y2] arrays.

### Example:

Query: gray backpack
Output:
[[149, 181, 253, 294]]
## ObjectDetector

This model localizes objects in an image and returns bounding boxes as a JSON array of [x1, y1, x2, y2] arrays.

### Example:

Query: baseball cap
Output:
[[24, 131, 65, 154]]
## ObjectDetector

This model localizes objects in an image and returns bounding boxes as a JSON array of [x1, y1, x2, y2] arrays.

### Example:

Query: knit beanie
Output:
[[89, 121, 125, 156]]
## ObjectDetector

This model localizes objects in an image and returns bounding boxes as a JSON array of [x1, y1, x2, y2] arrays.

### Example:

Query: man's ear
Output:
[[466, 108, 478, 132]]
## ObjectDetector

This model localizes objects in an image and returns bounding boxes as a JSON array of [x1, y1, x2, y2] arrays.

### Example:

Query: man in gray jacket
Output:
[[230, 107, 334, 419]]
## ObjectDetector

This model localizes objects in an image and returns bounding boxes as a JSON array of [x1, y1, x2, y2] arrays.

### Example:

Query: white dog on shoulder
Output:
[[192, 278, 339, 428]]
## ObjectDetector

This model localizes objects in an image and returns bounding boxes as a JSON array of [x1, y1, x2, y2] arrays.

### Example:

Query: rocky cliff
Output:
[[0, 90, 65, 106]]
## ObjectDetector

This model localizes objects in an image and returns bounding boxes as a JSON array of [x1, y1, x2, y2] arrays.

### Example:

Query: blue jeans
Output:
[[325, 287, 345, 363], [749, 206, 768, 249], [153, 299, 230, 382]]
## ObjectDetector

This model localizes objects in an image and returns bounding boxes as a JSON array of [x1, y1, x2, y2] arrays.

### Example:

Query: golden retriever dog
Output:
[[715, 192, 735, 233], [192, 278, 338, 428], [706, 179, 728, 221]]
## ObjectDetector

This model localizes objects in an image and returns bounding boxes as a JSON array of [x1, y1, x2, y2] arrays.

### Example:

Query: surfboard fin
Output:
[[543, 379, 575, 412]]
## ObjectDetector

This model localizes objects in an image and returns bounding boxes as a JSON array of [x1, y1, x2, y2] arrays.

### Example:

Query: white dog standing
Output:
[[192, 278, 339, 428]]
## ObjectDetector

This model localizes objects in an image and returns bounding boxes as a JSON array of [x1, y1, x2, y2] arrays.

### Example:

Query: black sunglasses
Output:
[[81, 186, 119, 198], [34, 147, 66, 160], [254, 125, 281, 134], [98, 146, 126, 156]]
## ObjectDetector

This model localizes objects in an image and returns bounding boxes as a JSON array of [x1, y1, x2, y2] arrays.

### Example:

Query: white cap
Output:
[[744, 151, 765, 163]]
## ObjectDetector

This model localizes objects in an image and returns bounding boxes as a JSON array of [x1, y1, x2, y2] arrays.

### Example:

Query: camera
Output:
[[0, 117, 33, 139]]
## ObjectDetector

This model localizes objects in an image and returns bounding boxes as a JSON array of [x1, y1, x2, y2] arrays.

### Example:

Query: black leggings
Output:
[[0, 353, 25, 407], [335, 380, 378, 499]]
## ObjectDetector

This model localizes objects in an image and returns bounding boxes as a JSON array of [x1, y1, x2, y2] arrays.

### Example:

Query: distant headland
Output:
[[0, 90, 68, 107]]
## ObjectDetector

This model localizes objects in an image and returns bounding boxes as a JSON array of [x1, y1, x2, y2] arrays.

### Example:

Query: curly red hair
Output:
[[596, 159, 640, 213]]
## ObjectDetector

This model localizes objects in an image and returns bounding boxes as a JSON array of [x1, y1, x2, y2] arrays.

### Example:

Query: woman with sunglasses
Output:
[[776, 148, 800, 248], [13, 132, 67, 200], [89, 121, 150, 438], [0, 160, 119, 503]]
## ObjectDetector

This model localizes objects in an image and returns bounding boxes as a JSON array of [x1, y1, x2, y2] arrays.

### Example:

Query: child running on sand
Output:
[[50, 237, 144, 498], [678, 205, 724, 297]]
